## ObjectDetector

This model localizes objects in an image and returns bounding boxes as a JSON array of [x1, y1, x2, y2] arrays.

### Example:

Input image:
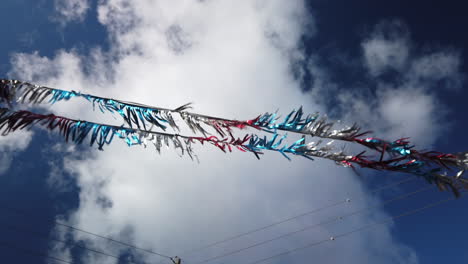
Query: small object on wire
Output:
[[171, 256, 182, 264]]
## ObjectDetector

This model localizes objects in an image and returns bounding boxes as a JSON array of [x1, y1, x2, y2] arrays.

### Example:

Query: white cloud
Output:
[[0, 131, 33, 174], [337, 20, 463, 148], [5, 3, 444, 264], [45, 144, 77, 193], [362, 20, 410, 76], [410, 51, 464, 89], [376, 86, 443, 146], [53, 0, 90, 25]]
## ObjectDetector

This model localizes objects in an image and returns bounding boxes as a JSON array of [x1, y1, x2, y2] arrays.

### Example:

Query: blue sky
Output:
[[0, 1, 467, 264]]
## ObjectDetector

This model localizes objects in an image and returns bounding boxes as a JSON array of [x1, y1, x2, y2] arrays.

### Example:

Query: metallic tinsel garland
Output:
[[0, 106, 466, 196], [0, 79, 409, 154]]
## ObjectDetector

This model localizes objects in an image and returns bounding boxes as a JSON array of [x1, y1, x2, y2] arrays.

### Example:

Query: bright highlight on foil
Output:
[[0, 79, 467, 197]]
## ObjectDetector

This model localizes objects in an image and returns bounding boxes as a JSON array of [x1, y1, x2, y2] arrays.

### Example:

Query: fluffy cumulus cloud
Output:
[[8, 1, 466, 264]]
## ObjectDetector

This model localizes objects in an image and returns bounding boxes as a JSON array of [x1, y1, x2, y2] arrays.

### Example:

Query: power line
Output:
[[247, 193, 464, 264], [181, 177, 417, 257], [0, 202, 174, 261], [53, 221, 173, 260], [0, 240, 72, 264], [0, 176, 418, 264], [0, 222, 138, 263], [194, 184, 433, 264]]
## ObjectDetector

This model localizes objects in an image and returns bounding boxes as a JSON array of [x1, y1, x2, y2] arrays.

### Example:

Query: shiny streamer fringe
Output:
[[0, 107, 466, 197], [3, 79, 449, 170], [5, 78, 452, 175], [0, 79, 416, 159]]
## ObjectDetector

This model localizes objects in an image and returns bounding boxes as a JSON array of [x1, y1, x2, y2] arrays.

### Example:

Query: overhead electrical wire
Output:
[[0, 240, 72, 264], [0, 176, 417, 264], [193, 184, 435, 264], [0, 202, 174, 261], [0, 222, 138, 263], [0, 187, 461, 264], [180, 176, 417, 258], [246, 193, 464, 264]]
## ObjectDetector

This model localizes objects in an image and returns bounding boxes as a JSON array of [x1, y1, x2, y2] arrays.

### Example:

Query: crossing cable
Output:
[[246, 192, 465, 264], [0, 221, 140, 263], [0, 202, 174, 261], [0, 240, 72, 264], [194, 184, 434, 264], [180, 176, 417, 258]]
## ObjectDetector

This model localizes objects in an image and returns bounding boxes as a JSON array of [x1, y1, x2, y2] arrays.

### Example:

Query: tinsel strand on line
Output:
[[4, 78, 455, 172], [0, 107, 466, 197], [0, 79, 417, 160], [1, 79, 467, 193]]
